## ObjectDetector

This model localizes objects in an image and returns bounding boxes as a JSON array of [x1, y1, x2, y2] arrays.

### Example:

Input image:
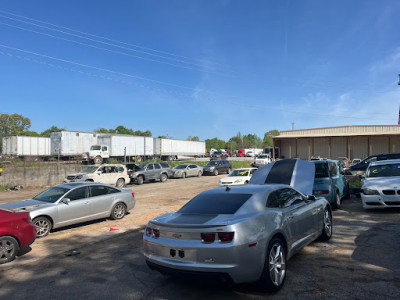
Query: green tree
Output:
[[0, 113, 31, 151], [205, 137, 226, 151], [187, 136, 200, 141], [21, 131, 41, 137], [263, 130, 280, 147], [41, 126, 65, 137]]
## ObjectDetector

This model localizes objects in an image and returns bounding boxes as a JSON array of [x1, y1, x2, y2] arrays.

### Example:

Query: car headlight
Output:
[[362, 188, 379, 195]]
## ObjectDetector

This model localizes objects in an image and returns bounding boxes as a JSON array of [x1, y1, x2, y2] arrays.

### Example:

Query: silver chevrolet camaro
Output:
[[143, 159, 332, 291], [0, 182, 135, 237]]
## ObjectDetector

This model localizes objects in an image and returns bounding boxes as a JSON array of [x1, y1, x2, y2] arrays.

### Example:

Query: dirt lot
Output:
[[1, 176, 400, 299]]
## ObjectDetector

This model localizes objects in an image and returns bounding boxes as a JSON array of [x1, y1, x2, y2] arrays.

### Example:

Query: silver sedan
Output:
[[0, 182, 136, 237], [143, 159, 332, 291], [170, 164, 203, 179]]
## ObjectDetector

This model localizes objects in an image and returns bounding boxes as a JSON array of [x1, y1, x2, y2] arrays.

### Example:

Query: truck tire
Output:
[[160, 173, 168, 182], [94, 156, 103, 164], [136, 176, 144, 185], [116, 178, 125, 187]]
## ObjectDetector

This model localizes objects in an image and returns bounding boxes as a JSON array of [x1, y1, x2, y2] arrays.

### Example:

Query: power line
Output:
[[0, 9, 232, 70], [0, 47, 395, 122], [0, 20, 228, 73]]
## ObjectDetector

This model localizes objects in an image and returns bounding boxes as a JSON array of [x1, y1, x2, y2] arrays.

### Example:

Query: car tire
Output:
[[182, 172, 186, 179], [136, 176, 144, 185], [94, 156, 103, 164], [110, 202, 127, 220], [197, 171, 202, 177], [85, 179, 93, 182], [33, 216, 52, 238], [214, 169, 219, 176], [245, 181, 249, 184], [334, 192, 341, 209], [160, 173, 168, 182], [344, 183, 350, 199], [0, 236, 19, 264], [259, 237, 287, 291], [116, 178, 125, 187], [319, 208, 333, 241]]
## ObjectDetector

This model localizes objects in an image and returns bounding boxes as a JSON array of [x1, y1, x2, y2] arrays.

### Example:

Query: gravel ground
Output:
[[1, 176, 400, 299]]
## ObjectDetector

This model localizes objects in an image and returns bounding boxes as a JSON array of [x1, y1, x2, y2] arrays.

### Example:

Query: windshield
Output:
[[366, 163, 400, 178], [175, 165, 188, 169], [206, 161, 218, 166], [81, 166, 98, 173], [229, 169, 249, 177], [258, 155, 269, 158], [33, 187, 70, 203], [90, 145, 101, 150], [138, 164, 147, 169], [179, 193, 252, 214], [314, 163, 329, 178]]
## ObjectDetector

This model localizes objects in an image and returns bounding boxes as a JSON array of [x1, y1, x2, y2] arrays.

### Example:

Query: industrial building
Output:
[[273, 125, 400, 160]]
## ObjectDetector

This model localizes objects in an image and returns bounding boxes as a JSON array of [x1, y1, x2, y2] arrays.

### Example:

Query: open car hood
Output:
[[249, 159, 315, 195]]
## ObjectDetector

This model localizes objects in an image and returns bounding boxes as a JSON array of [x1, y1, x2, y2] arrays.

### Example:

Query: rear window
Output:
[[315, 163, 329, 178], [179, 193, 252, 214], [160, 162, 170, 168]]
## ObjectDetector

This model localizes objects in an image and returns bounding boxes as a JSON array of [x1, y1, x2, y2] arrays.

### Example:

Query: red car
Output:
[[0, 208, 36, 264]]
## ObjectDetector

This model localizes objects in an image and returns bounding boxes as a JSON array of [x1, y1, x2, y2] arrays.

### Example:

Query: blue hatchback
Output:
[[312, 160, 349, 209]]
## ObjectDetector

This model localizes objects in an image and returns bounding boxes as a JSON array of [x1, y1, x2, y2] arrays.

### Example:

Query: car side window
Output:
[[329, 163, 338, 177], [154, 164, 161, 170], [147, 164, 154, 170], [160, 162, 169, 168], [65, 187, 89, 201], [102, 146, 107, 151], [106, 186, 120, 194], [118, 166, 124, 173], [90, 186, 109, 197], [266, 188, 303, 208]]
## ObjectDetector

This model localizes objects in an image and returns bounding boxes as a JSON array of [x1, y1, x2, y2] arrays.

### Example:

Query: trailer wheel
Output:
[[94, 156, 103, 164]]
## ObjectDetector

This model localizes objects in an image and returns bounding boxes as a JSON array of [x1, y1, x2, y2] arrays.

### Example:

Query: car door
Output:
[[329, 162, 342, 197], [187, 165, 195, 177], [87, 185, 115, 218], [146, 164, 155, 180], [154, 163, 162, 179], [56, 186, 91, 227], [279, 188, 316, 252]]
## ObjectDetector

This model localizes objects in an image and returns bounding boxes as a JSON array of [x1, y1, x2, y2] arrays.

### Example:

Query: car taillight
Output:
[[201, 232, 234, 243], [313, 190, 329, 195], [153, 229, 160, 238], [132, 192, 135, 198], [218, 232, 234, 242], [201, 233, 216, 243], [146, 227, 153, 236]]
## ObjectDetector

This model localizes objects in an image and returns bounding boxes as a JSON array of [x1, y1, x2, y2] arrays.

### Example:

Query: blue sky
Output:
[[0, 0, 399, 141]]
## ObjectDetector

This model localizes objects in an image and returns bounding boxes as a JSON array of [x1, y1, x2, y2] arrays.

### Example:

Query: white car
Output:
[[253, 153, 272, 167], [219, 168, 257, 186], [361, 159, 400, 209], [64, 164, 130, 187]]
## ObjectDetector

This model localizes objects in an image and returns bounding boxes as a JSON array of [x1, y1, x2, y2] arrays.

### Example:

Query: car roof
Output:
[[312, 159, 338, 164], [55, 182, 115, 189], [370, 159, 400, 166]]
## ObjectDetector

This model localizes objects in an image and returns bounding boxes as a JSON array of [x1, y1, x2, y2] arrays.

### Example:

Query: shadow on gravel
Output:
[[352, 222, 400, 272]]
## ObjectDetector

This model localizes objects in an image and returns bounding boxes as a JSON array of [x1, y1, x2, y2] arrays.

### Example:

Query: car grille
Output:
[[383, 201, 400, 205], [365, 202, 382, 206], [221, 182, 232, 185], [382, 190, 396, 195], [67, 176, 75, 180]]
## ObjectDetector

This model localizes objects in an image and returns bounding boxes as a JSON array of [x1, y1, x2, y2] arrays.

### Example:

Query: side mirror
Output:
[[62, 198, 71, 204], [306, 195, 316, 201]]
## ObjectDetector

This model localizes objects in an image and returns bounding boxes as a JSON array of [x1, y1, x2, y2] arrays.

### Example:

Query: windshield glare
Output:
[[33, 187, 70, 203], [91, 146, 101, 150], [229, 169, 249, 177], [367, 163, 400, 178], [81, 166, 98, 173]]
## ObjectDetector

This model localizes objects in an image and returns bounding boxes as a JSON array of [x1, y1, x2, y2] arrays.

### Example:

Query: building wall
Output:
[[275, 134, 400, 160]]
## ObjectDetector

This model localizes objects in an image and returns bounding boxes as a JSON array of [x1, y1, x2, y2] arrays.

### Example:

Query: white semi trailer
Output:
[[51, 131, 100, 157], [2, 136, 51, 157], [83, 136, 206, 164], [82, 134, 154, 164]]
